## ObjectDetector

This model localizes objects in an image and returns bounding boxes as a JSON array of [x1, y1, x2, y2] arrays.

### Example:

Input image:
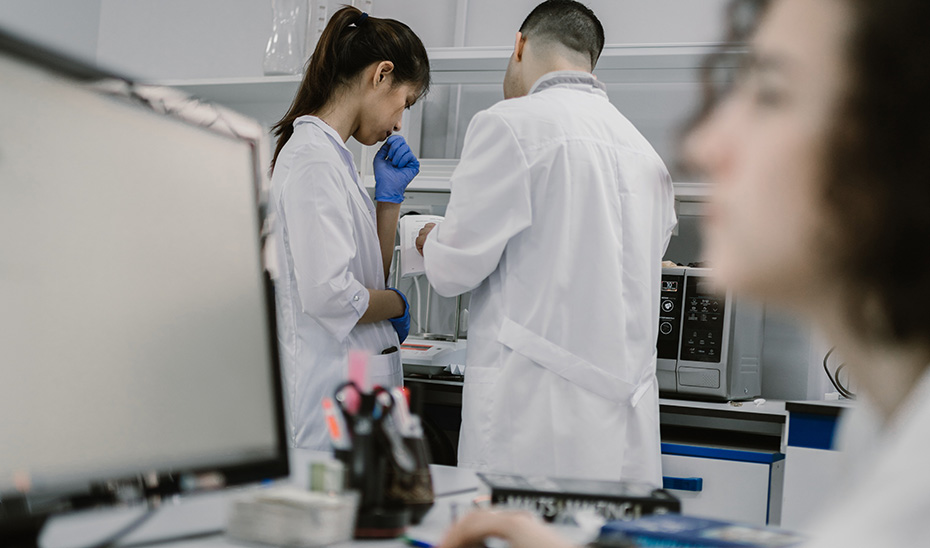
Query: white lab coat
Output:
[[423, 71, 677, 483], [799, 368, 930, 547], [270, 115, 402, 450]]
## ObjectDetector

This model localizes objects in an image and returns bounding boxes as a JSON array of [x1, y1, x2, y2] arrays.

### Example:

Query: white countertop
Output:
[[659, 397, 787, 419], [40, 450, 482, 548], [39, 401, 854, 547]]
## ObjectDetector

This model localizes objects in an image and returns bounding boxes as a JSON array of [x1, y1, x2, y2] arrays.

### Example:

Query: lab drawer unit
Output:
[[661, 444, 785, 526], [781, 401, 850, 532]]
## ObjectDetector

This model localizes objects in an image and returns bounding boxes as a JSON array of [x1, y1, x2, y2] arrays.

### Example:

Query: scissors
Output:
[[333, 382, 416, 474]]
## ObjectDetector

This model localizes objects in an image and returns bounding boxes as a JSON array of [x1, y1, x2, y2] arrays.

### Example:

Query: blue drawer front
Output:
[[787, 412, 839, 450], [663, 476, 704, 492]]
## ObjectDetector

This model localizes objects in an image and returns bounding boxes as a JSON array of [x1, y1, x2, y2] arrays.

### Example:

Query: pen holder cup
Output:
[[332, 384, 435, 536], [334, 437, 410, 538], [333, 425, 434, 534], [385, 433, 434, 524]]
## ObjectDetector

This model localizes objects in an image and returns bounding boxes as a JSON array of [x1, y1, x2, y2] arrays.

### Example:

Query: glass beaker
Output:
[[264, 0, 307, 76]]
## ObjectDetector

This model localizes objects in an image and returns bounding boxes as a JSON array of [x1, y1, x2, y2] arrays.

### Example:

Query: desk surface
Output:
[[40, 450, 482, 548], [39, 399, 851, 548], [784, 399, 855, 417]]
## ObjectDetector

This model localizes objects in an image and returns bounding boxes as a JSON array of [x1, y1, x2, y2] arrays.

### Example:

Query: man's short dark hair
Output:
[[519, 0, 606, 68]]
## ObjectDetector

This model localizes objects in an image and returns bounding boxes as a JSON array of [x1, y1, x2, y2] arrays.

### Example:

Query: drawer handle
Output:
[[663, 476, 704, 492]]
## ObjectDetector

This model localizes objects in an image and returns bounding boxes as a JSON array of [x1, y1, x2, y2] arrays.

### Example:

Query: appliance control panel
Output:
[[680, 275, 726, 363], [657, 273, 685, 360]]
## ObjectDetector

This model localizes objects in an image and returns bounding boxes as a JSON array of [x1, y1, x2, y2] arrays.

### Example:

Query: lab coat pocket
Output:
[[459, 366, 501, 469], [366, 351, 403, 390], [497, 317, 639, 405]]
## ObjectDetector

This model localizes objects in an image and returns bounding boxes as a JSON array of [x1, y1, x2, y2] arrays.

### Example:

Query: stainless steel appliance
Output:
[[657, 267, 763, 400]]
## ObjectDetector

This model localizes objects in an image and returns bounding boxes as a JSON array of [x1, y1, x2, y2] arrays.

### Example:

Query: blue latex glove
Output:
[[387, 288, 410, 343], [373, 135, 420, 203]]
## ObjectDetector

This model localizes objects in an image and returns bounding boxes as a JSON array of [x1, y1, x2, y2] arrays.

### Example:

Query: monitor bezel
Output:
[[0, 23, 290, 539]]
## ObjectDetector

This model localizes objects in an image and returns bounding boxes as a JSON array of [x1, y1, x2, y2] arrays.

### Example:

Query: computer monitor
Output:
[[0, 28, 288, 546]]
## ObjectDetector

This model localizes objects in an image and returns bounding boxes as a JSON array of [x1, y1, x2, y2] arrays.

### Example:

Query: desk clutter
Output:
[[478, 472, 681, 523], [474, 473, 807, 547], [595, 514, 805, 547], [331, 380, 435, 538], [226, 486, 359, 547], [226, 350, 435, 546]]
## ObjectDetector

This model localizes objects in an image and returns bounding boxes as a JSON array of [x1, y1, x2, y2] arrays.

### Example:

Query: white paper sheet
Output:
[[399, 214, 443, 278]]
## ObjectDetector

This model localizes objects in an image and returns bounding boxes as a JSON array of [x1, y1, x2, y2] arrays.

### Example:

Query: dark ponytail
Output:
[[270, 6, 430, 171]]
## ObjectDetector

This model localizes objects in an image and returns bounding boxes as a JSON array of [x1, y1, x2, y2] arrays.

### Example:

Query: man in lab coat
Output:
[[417, 0, 676, 484]]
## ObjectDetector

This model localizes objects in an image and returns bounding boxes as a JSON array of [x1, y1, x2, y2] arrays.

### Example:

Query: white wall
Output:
[[0, 1, 732, 80], [760, 310, 834, 400], [463, 0, 729, 47], [89, 1, 730, 81], [377, 0, 460, 48], [97, 0, 271, 80], [0, 0, 101, 65], [99, 1, 460, 80]]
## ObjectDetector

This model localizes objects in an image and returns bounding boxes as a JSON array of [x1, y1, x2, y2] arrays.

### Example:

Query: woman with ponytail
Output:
[[269, 6, 429, 449]]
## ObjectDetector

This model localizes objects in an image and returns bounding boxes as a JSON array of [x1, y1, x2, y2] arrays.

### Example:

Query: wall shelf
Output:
[[428, 42, 728, 71], [362, 159, 712, 212], [153, 42, 732, 208], [152, 42, 735, 104], [152, 75, 301, 105]]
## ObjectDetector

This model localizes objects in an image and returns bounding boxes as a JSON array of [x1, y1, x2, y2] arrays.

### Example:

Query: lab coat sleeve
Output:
[[660, 164, 678, 251], [423, 110, 532, 297], [279, 156, 369, 342]]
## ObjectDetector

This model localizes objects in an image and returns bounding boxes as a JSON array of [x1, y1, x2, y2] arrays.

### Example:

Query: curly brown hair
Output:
[[824, 0, 930, 348], [697, 0, 930, 349]]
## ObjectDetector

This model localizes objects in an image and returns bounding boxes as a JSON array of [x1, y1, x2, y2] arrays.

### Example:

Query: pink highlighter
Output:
[[344, 349, 370, 414]]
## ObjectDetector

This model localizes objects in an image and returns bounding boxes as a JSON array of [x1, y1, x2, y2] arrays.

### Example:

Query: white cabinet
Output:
[[662, 447, 784, 526], [781, 446, 841, 531], [781, 401, 850, 532]]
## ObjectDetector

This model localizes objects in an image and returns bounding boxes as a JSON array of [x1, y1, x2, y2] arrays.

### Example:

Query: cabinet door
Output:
[[781, 446, 842, 532], [662, 454, 774, 525]]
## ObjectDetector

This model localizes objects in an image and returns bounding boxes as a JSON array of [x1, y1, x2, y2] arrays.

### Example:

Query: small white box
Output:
[[226, 487, 359, 547]]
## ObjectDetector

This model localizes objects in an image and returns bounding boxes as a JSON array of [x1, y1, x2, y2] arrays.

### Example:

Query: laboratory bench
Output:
[[656, 398, 787, 526], [406, 373, 854, 528], [406, 373, 789, 456], [39, 401, 853, 547], [39, 450, 484, 548]]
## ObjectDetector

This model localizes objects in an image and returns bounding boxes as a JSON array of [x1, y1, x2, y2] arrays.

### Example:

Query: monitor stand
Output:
[[0, 513, 48, 548]]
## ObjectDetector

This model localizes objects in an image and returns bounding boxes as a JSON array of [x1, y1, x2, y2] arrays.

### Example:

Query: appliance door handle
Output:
[[663, 476, 704, 492]]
